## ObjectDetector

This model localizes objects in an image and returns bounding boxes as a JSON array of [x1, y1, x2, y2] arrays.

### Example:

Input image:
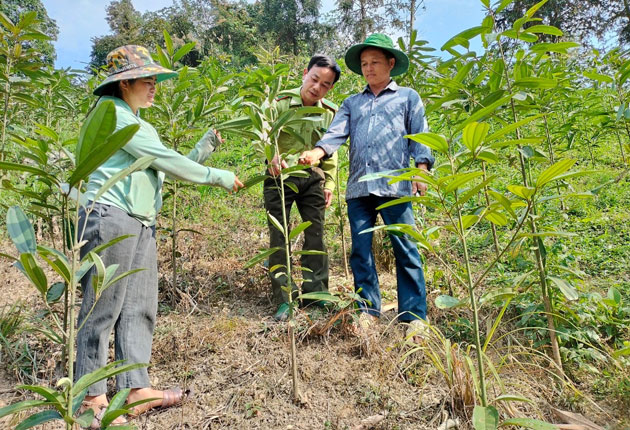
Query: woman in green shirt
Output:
[[76, 45, 243, 428]]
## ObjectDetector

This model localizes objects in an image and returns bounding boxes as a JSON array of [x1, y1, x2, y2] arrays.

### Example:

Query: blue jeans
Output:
[[347, 195, 427, 321]]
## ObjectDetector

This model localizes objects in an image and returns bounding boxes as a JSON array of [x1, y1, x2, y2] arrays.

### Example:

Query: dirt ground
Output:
[[0, 235, 627, 430]]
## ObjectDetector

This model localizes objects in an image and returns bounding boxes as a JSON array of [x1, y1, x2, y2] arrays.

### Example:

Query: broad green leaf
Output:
[[613, 343, 630, 358], [484, 210, 508, 226], [289, 221, 312, 240], [0, 161, 55, 182], [457, 94, 512, 132], [86, 235, 134, 258], [17, 385, 63, 409], [444, 171, 484, 194], [243, 174, 268, 188], [500, 418, 557, 429], [535, 159, 576, 188], [76, 100, 117, 167], [525, 0, 549, 18], [46, 282, 65, 303], [460, 214, 479, 230], [441, 26, 486, 50], [486, 115, 541, 142], [0, 400, 47, 419], [7, 206, 37, 254], [155, 45, 171, 68], [525, 25, 562, 36], [507, 185, 535, 200], [454, 175, 495, 209], [501, 29, 538, 43], [299, 291, 341, 303], [488, 59, 504, 91], [173, 42, 196, 63], [530, 42, 580, 53], [15, 410, 62, 430], [607, 287, 622, 306], [463, 122, 490, 153], [267, 213, 284, 234], [20, 253, 48, 296], [74, 409, 95, 427], [293, 250, 327, 256], [69, 123, 140, 187], [547, 276, 578, 301], [406, 132, 449, 154], [244, 247, 283, 269], [270, 110, 296, 136], [73, 361, 148, 395], [514, 77, 557, 89], [472, 405, 499, 430], [163, 30, 173, 54], [495, 0, 513, 13], [435, 295, 466, 309]]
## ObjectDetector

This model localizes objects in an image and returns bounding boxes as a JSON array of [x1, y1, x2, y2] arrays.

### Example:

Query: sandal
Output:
[[127, 387, 190, 417]]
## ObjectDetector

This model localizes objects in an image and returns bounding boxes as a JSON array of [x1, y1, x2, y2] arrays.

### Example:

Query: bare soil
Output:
[[0, 224, 627, 430]]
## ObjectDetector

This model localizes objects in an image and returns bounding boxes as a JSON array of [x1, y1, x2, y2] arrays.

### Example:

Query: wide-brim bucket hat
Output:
[[93, 45, 178, 96], [344, 33, 409, 77]]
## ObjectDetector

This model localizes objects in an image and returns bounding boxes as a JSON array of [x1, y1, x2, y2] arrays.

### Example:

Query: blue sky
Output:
[[43, 0, 486, 69]]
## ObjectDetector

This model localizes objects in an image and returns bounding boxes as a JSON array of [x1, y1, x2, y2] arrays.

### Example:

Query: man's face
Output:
[[301, 65, 336, 106], [360, 48, 395, 87]]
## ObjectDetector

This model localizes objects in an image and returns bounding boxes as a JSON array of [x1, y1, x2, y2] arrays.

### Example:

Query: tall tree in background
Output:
[[495, 0, 630, 46], [334, 0, 387, 44], [0, 0, 58, 65], [256, 0, 322, 55], [384, 0, 425, 44]]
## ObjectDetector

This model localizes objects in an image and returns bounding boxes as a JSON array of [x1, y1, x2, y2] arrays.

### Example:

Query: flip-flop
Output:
[[128, 387, 191, 417]]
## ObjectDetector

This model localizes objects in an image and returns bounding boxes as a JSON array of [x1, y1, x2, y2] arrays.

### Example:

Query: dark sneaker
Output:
[[273, 302, 290, 321]]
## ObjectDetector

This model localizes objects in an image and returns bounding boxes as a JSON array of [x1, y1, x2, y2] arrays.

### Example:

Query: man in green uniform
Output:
[[264, 55, 341, 321]]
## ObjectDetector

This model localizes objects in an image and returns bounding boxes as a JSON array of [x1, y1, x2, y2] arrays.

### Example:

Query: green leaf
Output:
[[86, 234, 134, 258], [20, 253, 48, 296], [495, 0, 514, 13], [460, 214, 479, 230], [73, 361, 148, 395], [484, 210, 508, 226], [607, 287, 622, 306], [530, 42, 580, 53], [0, 400, 47, 419], [457, 94, 512, 132], [69, 123, 140, 187], [486, 115, 541, 142], [7, 206, 37, 254], [435, 295, 466, 309], [494, 394, 533, 403], [444, 171, 484, 194], [463, 122, 490, 153], [15, 410, 62, 430], [406, 133, 449, 154], [473, 406, 499, 430], [507, 185, 535, 200], [293, 250, 328, 256], [289, 221, 312, 241], [525, 25, 562, 36], [547, 276, 578, 301], [163, 30, 174, 54], [270, 110, 296, 136], [173, 42, 196, 63], [244, 247, 283, 269], [267, 213, 284, 233], [535, 159, 576, 188], [500, 418, 557, 429], [155, 44, 171, 68], [514, 77, 557, 89], [46, 282, 66, 303], [74, 408, 95, 427], [92, 156, 156, 203], [243, 174, 268, 188], [441, 26, 486, 50], [525, 0, 549, 17], [76, 100, 117, 167], [0, 161, 57, 183], [298, 291, 341, 303]]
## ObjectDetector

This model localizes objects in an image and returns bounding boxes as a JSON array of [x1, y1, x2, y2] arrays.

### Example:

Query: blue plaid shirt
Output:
[[317, 81, 434, 200]]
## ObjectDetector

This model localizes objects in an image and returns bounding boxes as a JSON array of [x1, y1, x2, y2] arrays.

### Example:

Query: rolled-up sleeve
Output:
[[316, 99, 351, 156]]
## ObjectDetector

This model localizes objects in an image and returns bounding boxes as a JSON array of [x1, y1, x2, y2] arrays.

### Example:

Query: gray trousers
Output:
[[75, 202, 158, 395]]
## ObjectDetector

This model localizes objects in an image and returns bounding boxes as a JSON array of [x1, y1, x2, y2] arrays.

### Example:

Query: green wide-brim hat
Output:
[[93, 45, 178, 96], [344, 33, 409, 77]]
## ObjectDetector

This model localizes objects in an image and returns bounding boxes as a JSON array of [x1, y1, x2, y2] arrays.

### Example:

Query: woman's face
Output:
[[121, 76, 157, 112]]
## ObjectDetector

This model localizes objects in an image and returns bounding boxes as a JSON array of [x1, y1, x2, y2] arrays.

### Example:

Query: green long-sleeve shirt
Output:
[[84, 96, 235, 226], [272, 87, 338, 191]]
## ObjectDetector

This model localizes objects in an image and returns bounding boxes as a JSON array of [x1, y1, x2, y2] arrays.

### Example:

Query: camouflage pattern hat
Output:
[[93, 45, 178, 96]]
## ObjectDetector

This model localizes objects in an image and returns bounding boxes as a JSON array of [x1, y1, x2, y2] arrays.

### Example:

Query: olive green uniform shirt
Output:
[[273, 87, 338, 191]]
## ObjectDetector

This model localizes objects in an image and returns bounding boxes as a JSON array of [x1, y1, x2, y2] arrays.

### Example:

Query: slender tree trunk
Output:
[[171, 183, 178, 307], [409, 0, 416, 44]]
